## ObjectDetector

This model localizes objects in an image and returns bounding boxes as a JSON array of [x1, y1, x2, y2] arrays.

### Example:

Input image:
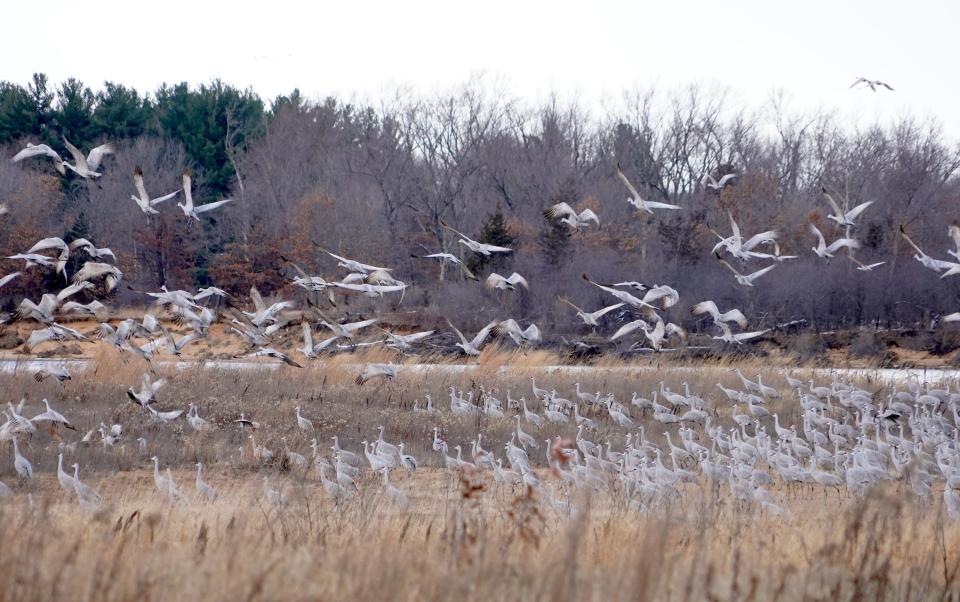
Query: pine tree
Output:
[[539, 178, 575, 267], [467, 204, 515, 275]]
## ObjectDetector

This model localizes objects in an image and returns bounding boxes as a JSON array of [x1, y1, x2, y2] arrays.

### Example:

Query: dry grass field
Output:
[[0, 351, 958, 601]]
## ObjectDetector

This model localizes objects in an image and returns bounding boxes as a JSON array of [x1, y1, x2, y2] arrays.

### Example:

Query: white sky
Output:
[[6, 0, 959, 137]]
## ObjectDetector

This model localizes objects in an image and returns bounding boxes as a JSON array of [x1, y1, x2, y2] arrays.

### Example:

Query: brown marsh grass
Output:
[[0, 358, 958, 600]]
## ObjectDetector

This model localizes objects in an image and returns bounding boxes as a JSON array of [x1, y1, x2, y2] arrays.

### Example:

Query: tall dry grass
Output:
[[2, 360, 958, 600]]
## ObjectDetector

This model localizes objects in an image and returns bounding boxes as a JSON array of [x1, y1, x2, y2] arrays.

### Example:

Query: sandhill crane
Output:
[[714, 323, 768, 344], [581, 273, 658, 313], [323, 250, 392, 274], [152, 457, 172, 495], [556, 296, 623, 327], [61, 138, 114, 178], [899, 225, 957, 272], [715, 254, 777, 287], [492, 319, 541, 345], [233, 413, 259, 431], [57, 453, 76, 493], [398, 443, 417, 472], [59, 299, 106, 317], [440, 221, 513, 256], [417, 252, 478, 280], [31, 398, 74, 430], [711, 212, 778, 261], [73, 261, 123, 292], [11, 142, 65, 174], [848, 256, 886, 272], [821, 189, 874, 228], [850, 77, 894, 92], [516, 415, 538, 448], [0, 271, 21, 290], [381, 468, 410, 507], [701, 172, 738, 190], [178, 170, 233, 220], [263, 476, 288, 506], [332, 436, 363, 466], [195, 463, 217, 501], [34, 365, 71, 382], [68, 238, 115, 261], [131, 166, 180, 214], [378, 328, 435, 352], [692, 300, 748, 329], [186, 404, 211, 432], [948, 224, 960, 261], [447, 319, 496, 355], [485, 272, 529, 291], [295, 407, 314, 432], [543, 202, 600, 229], [810, 223, 860, 259], [148, 406, 184, 424], [610, 319, 648, 342], [127, 373, 166, 407], [522, 397, 544, 427], [319, 316, 377, 339], [355, 363, 398, 386], [616, 164, 681, 213], [71, 464, 102, 509], [247, 347, 303, 368]]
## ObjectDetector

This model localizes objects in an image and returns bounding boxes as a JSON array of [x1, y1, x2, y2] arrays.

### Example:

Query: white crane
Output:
[[295, 406, 315, 432], [13, 439, 35, 481], [616, 165, 681, 213], [178, 170, 233, 220]]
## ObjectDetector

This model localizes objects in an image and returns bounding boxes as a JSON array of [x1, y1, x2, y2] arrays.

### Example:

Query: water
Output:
[[2, 357, 957, 385]]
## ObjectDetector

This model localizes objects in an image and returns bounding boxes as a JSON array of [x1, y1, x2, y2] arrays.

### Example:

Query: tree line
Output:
[[1, 74, 959, 340]]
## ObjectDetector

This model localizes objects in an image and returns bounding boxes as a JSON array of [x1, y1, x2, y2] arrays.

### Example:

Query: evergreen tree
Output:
[[52, 78, 96, 147], [539, 178, 576, 267], [467, 204, 515, 275], [154, 80, 265, 196], [92, 82, 154, 140]]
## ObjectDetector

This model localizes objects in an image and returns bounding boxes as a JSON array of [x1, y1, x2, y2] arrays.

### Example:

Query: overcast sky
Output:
[[6, 0, 958, 137]]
